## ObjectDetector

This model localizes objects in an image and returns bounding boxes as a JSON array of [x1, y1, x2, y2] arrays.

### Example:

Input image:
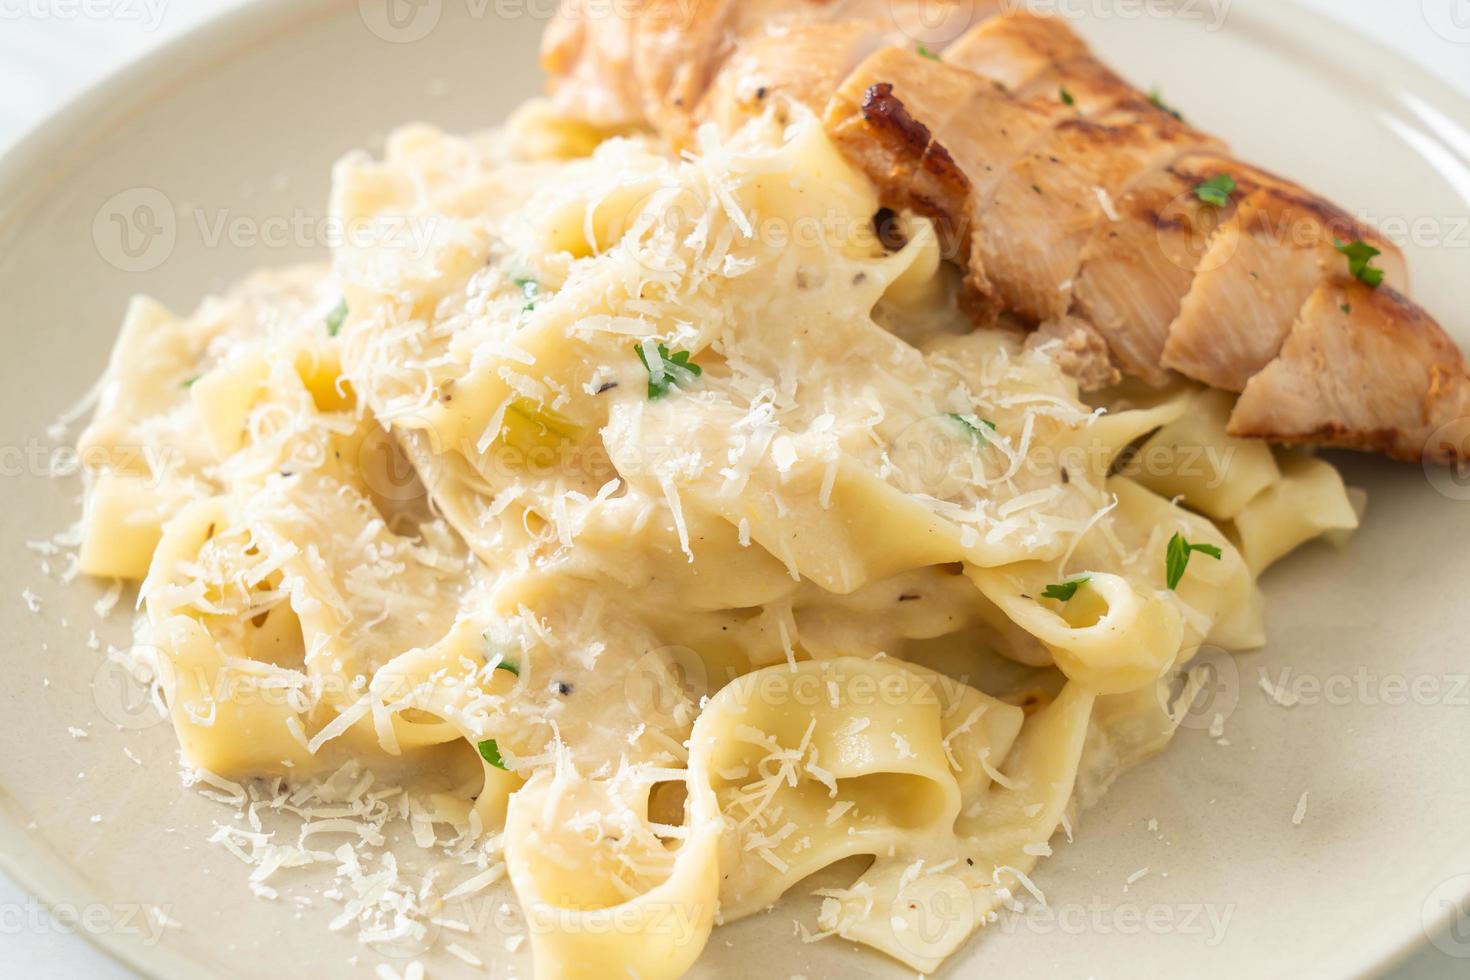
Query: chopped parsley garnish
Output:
[[182, 375, 200, 388], [1031, 184, 1043, 194], [1165, 532, 1222, 590], [1148, 88, 1184, 121], [917, 44, 940, 60], [1041, 577, 1090, 602], [495, 660, 519, 676], [1334, 239, 1385, 288], [1059, 86, 1075, 107], [1341, 302, 1352, 315], [477, 738, 508, 770], [1194, 173, 1237, 208], [945, 413, 997, 444], [326, 298, 348, 337], [513, 276, 541, 311], [635, 342, 703, 399]]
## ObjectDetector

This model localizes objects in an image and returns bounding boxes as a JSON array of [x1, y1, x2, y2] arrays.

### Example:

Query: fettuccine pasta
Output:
[[75, 102, 1361, 977]]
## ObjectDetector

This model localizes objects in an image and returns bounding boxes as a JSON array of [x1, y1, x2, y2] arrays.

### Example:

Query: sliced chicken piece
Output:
[[844, 17, 1224, 330], [1042, 57, 1150, 120], [543, 0, 838, 139], [1162, 179, 1408, 391], [542, 0, 1003, 143], [697, 20, 904, 136], [943, 12, 1180, 128], [541, 0, 647, 128], [823, 47, 1221, 326], [823, 46, 1080, 315], [824, 50, 1070, 285], [628, 0, 744, 139], [1071, 153, 1256, 384], [1230, 280, 1470, 462], [932, 18, 1442, 440], [973, 115, 1221, 324], [943, 11, 1087, 95], [825, 48, 1062, 208]]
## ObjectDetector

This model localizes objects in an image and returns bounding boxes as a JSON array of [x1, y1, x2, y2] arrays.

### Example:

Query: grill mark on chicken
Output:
[[862, 82, 938, 153]]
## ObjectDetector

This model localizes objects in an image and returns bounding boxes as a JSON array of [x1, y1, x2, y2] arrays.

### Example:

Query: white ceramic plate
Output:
[[2, 1, 1469, 977]]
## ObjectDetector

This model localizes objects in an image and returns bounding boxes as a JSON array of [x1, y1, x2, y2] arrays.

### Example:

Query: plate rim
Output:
[[0, 1, 1466, 978]]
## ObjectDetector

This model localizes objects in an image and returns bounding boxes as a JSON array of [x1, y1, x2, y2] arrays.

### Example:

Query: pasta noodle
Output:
[[73, 102, 1363, 977]]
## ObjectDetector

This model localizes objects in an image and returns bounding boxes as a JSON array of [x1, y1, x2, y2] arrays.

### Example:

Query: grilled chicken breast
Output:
[[541, 1, 1469, 462]]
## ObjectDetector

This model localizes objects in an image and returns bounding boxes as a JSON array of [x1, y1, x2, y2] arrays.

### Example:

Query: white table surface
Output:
[[1, 1, 1467, 977]]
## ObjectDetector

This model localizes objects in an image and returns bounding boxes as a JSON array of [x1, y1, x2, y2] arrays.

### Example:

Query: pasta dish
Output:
[[69, 3, 1468, 977]]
